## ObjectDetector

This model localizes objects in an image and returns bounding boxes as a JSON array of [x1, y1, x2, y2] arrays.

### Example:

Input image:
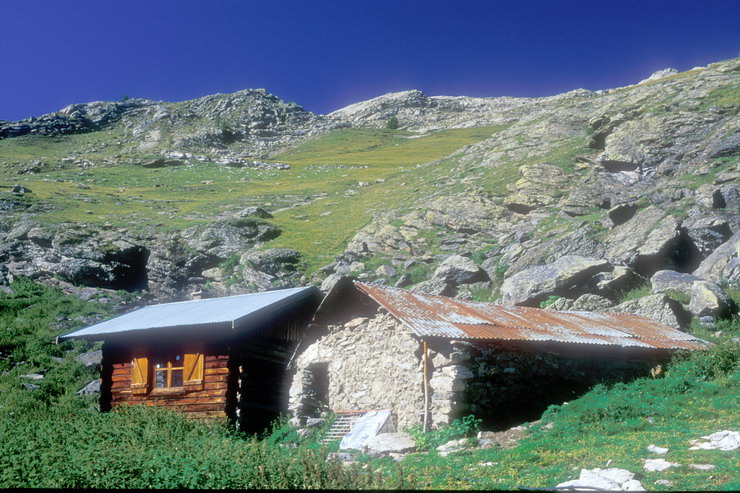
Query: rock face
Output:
[[1, 57, 738, 313], [650, 270, 703, 296], [500, 256, 611, 307], [613, 294, 692, 329], [693, 230, 740, 286], [689, 281, 731, 319]]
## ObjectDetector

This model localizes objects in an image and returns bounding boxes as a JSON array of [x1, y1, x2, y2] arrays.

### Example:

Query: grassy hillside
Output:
[[0, 278, 737, 489], [0, 126, 511, 273]]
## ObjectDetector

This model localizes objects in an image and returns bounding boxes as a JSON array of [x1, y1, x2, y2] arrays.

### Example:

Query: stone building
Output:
[[288, 279, 708, 431]]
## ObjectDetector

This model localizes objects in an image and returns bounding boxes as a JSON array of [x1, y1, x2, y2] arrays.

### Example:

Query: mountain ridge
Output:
[[0, 58, 737, 329]]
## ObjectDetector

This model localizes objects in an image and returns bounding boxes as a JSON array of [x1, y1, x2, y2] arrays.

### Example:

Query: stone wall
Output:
[[426, 339, 666, 429], [289, 307, 668, 432], [288, 310, 426, 431]]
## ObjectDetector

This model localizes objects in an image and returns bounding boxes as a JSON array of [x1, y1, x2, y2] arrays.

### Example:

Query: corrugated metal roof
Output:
[[60, 286, 320, 340], [354, 281, 708, 350]]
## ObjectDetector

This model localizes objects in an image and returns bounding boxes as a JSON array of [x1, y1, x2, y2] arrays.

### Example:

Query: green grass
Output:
[[272, 126, 507, 166], [1, 126, 504, 274], [0, 277, 737, 489], [402, 335, 739, 490]]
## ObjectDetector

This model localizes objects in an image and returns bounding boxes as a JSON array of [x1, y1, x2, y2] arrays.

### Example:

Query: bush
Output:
[[407, 414, 483, 450], [0, 406, 409, 489]]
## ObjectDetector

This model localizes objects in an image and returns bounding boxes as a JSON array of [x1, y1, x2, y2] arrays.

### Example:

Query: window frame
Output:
[[130, 344, 205, 395], [152, 348, 186, 392]]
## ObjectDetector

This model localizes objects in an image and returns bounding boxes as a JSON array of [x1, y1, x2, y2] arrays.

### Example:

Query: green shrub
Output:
[[617, 281, 652, 303], [407, 414, 483, 450], [539, 295, 560, 309]]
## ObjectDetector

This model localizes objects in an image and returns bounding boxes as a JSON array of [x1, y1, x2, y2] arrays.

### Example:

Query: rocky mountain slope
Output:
[[0, 57, 738, 329]]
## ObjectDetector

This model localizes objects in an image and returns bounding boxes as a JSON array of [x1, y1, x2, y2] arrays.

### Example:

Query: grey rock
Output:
[[594, 266, 643, 299], [0, 263, 11, 286], [501, 256, 611, 307], [607, 202, 638, 226], [683, 214, 734, 258], [12, 184, 32, 195], [375, 264, 397, 277], [411, 278, 455, 297], [650, 270, 702, 296], [243, 248, 301, 276], [556, 468, 644, 491], [603, 206, 690, 276], [235, 206, 273, 219], [320, 273, 343, 292], [643, 458, 680, 472], [693, 230, 740, 286], [363, 432, 416, 455], [75, 350, 103, 367], [689, 281, 731, 318], [21, 373, 45, 380], [77, 379, 101, 395], [689, 430, 740, 451], [613, 293, 692, 329], [549, 293, 615, 312], [433, 254, 486, 285]]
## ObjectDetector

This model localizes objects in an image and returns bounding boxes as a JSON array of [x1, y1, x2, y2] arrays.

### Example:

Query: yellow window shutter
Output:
[[183, 352, 204, 390], [131, 355, 149, 394]]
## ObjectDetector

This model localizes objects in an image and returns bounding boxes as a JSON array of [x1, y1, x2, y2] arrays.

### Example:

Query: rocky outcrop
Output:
[[689, 281, 731, 319], [692, 230, 740, 286], [613, 294, 692, 330], [500, 256, 611, 307]]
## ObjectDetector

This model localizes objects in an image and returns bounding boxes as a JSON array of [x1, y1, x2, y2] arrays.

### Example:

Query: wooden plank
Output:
[[205, 367, 229, 376], [205, 354, 229, 362], [187, 411, 228, 419], [202, 381, 228, 389], [204, 373, 229, 383], [180, 403, 226, 412], [205, 360, 229, 369]]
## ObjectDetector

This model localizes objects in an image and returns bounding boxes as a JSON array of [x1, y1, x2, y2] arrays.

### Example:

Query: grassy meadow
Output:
[[0, 277, 737, 489]]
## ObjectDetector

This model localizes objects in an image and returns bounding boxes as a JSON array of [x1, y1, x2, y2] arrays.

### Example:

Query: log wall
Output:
[[105, 352, 232, 419]]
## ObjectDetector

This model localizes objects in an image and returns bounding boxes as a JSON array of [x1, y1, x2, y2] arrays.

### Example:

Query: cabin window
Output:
[[130, 346, 204, 394], [154, 350, 184, 389]]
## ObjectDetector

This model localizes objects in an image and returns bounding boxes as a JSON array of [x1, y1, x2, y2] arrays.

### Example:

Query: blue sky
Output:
[[1, 0, 738, 121]]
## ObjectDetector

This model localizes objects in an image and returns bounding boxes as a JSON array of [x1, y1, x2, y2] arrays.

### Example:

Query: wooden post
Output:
[[423, 340, 429, 433]]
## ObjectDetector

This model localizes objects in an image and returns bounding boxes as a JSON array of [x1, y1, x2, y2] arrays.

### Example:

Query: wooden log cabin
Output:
[[60, 286, 322, 433]]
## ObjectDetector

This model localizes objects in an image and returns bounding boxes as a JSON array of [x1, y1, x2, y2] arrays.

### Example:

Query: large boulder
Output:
[[682, 214, 734, 258], [548, 294, 615, 312], [650, 270, 703, 297], [692, 230, 740, 286], [603, 206, 700, 276], [242, 248, 302, 275], [613, 294, 692, 329], [500, 255, 611, 307], [432, 255, 486, 285], [593, 265, 643, 300], [363, 432, 416, 455], [689, 281, 731, 319]]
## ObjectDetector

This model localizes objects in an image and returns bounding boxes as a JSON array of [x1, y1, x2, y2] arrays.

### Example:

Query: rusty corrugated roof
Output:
[[354, 281, 708, 350]]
